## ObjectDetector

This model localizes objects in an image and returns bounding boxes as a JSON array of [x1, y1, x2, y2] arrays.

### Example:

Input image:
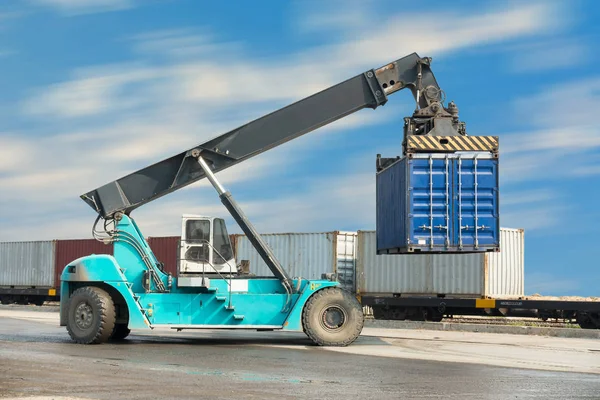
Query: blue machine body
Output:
[[376, 152, 499, 254], [60, 215, 337, 331]]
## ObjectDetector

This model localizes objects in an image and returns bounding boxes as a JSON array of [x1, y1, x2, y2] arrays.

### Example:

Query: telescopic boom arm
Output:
[[81, 52, 462, 219]]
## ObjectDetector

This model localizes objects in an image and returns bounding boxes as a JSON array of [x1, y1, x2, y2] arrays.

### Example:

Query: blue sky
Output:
[[1, 0, 599, 296]]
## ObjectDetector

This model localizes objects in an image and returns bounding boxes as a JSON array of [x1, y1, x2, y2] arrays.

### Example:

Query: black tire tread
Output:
[[302, 287, 364, 347], [66, 286, 116, 344]]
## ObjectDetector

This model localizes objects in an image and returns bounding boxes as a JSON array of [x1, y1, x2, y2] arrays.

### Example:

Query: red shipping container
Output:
[[54, 239, 114, 289], [54, 234, 241, 285], [147, 236, 180, 277], [147, 234, 238, 277]]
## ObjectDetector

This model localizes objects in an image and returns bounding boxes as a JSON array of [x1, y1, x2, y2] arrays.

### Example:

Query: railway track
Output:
[[438, 316, 581, 329]]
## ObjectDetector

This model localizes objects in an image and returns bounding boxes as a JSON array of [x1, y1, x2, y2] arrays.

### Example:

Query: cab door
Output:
[[179, 217, 211, 274]]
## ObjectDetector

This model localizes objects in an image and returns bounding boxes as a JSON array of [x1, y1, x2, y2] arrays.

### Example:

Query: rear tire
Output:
[[302, 287, 364, 346], [66, 286, 116, 344]]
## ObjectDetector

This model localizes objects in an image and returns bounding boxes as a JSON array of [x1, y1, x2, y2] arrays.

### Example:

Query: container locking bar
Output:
[[444, 155, 450, 248], [194, 152, 294, 294]]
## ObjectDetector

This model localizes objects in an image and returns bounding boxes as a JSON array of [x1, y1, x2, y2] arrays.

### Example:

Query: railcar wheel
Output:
[[372, 306, 386, 320], [577, 312, 600, 330], [427, 308, 444, 322], [66, 286, 116, 344], [302, 287, 364, 346], [391, 307, 408, 320]]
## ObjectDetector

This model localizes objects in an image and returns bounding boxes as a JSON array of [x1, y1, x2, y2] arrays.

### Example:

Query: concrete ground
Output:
[[365, 318, 600, 339], [0, 307, 599, 399]]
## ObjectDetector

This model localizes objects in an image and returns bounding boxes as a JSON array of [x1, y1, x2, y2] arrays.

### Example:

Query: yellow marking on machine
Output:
[[475, 299, 496, 308], [48, 289, 56, 296], [406, 135, 499, 153]]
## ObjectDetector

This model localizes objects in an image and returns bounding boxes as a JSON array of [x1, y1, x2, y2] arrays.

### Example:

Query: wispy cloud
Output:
[[509, 37, 588, 73], [28, 0, 134, 15], [0, 1, 569, 241], [22, 63, 160, 118], [499, 188, 563, 232], [499, 78, 600, 185], [526, 272, 581, 296], [292, 0, 372, 35], [23, 2, 563, 120], [500, 189, 556, 207], [571, 164, 600, 176], [501, 203, 564, 232], [492, 72, 600, 234]]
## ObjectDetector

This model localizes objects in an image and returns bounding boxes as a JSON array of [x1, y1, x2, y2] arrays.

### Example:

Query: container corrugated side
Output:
[[431, 252, 484, 295], [358, 231, 484, 296], [357, 227, 523, 297], [0, 241, 56, 287], [148, 236, 180, 276], [376, 153, 499, 254], [54, 239, 114, 288], [234, 232, 338, 280], [486, 228, 524, 297]]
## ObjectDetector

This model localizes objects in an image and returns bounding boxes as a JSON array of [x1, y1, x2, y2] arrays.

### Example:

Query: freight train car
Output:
[[0, 241, 56, 305], [230, 228, 600, 329], [0, 239, 113, 305], [1, 230, 599, 329], [357, 230, 600, 329], [0, 236, 231, 305]]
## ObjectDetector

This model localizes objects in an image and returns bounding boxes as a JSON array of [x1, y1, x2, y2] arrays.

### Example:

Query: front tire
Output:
[[66, 286, 116, 344], [302, 287, 364, 346]]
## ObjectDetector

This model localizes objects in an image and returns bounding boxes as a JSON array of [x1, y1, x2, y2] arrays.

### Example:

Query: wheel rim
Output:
[[74, 302, 94, 330], [320, 305, 347, 331]]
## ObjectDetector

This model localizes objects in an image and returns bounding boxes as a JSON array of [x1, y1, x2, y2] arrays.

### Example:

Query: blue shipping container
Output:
[[376, 152, 499, 254]]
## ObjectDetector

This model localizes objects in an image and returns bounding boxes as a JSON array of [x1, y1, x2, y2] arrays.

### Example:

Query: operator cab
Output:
[[179, 214, 237, 276]]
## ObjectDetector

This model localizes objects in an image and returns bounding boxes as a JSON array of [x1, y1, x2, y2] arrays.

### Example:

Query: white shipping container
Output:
[[0, 241, 56, 287], [233, 232, 357, 291], [357, 228, 524, 298], [486, 228, 525, 297]]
